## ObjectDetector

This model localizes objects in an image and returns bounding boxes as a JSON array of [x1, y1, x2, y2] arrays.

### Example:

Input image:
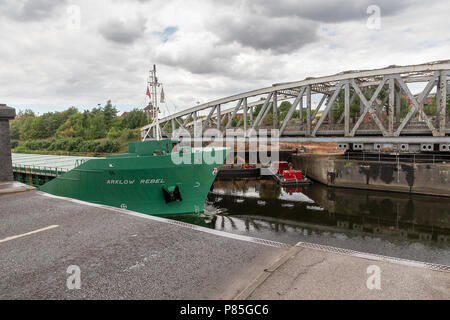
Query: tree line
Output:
[[10, 101, 149, 153]]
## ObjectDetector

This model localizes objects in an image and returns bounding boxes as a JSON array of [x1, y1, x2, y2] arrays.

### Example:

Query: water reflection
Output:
[[172, 179, 450, 265]]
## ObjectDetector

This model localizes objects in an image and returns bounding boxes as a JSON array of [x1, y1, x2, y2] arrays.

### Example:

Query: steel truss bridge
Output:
[[141, 60, 450, 152]]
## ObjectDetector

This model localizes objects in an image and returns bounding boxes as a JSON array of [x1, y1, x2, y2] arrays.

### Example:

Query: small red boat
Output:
[[269, 161, 311, 186]]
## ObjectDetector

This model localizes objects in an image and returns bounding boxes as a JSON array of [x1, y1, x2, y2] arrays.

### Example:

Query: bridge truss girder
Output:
[[141, 60, 450, 145]]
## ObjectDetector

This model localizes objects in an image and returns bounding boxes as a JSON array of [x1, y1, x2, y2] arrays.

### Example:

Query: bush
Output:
[[14, 144, 28, 153], [48, 138, 68, 151], [78, 140, 101, 153], [122, 128, 139, 140], [10, 137, 119, 154], [107, 127, 122, 140], [66, 137, 83, 151], [102, 140, 120, 153], [24, 139, 50, 150]]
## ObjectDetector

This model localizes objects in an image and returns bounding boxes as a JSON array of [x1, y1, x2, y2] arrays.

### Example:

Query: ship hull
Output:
[[38, 148, 228, 216]]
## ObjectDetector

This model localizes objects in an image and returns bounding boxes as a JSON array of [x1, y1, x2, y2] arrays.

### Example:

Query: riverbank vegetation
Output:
[[10, 101, 148, 156]]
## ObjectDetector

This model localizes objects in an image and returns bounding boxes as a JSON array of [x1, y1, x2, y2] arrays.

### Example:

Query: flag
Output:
[[160, 87, 165, 103], [146, 86, 151, 99]]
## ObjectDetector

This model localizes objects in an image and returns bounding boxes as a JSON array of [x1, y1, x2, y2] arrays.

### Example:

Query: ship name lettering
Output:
[[106, 180, 135, 185], [139, 179, 165, 184]]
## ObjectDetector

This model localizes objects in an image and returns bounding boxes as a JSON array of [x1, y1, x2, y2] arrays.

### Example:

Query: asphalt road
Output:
[[0, 191, 284, 299], [1, 188, 449, 300]]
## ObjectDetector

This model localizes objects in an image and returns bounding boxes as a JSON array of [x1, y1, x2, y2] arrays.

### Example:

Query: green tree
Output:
[[107, 127, 122, 139], [332, 89, 362, 120], [122, 109, 148, 129], [86, 110, 107, 139], [278, 101, 292, 121], [63, 106, 79, 118], [9, 121, 21, 140], [34, 112, 66, 138], [20, 116, 38, 140], [399, 96, 409, 119], [103, 100, 118, 127], [18, 109, 35, 118]]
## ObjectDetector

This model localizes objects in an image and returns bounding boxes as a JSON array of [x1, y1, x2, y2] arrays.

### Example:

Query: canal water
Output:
[[172, 179, 450, 266]]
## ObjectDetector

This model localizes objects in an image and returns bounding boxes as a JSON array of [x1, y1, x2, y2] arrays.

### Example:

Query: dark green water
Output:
[[172, 179, 450, 266]]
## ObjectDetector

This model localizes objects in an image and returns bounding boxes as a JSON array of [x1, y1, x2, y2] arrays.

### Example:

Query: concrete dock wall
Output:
[[291, 154, 335, 185], [292, 154, 450, 197]]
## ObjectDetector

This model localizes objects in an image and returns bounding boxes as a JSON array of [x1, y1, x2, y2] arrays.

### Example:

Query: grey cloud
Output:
[[212, 16, 318, 53], [157, 57, 223, 75], [155, 44, 235, 75], [299, 0, 411, 22], [154, 38, 286, 81], [232, 0, 415, 23], [0, 0, 68, 21], [99, 16, 147, 44], [206, 0, 414, 53]]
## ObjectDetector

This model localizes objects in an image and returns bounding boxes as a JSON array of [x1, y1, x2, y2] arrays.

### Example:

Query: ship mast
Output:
[[148, 64, 162, 140]]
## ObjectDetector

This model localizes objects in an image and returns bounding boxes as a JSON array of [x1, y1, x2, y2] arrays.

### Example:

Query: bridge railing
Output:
[[340, 151, 450, 164]]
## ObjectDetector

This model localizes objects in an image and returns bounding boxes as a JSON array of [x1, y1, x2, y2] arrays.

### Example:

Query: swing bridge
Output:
[[141, 60, 450, 152]]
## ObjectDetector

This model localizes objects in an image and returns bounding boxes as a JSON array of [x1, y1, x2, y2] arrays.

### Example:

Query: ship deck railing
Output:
[[12, 164, 69, 177], [11, 153, 96, 177]]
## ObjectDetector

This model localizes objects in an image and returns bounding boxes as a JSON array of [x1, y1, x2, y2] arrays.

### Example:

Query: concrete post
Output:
[[0, 104, 16, 182]]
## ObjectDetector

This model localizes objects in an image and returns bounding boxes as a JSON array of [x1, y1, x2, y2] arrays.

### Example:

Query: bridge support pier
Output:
[[0, 104, 16, 182]]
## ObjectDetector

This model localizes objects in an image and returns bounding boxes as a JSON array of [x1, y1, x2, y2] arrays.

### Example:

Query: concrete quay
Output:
[[0, 187, 449, 300], [0, 181, 35, 195], [292, 153, 450, 197]]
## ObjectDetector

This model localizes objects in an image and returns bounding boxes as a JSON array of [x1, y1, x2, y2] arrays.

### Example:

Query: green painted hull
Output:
[[38, 140, 228, 216]]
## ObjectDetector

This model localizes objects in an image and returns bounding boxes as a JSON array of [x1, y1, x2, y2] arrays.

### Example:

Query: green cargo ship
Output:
[[36, 139, 227, 216], [13, 65, 228, 216]]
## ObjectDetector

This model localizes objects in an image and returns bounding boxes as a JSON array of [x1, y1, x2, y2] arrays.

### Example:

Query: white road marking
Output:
[[0, 225, 59, 244]]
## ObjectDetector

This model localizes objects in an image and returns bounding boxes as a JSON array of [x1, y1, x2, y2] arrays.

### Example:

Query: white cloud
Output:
[[0, 0, 449, 114]]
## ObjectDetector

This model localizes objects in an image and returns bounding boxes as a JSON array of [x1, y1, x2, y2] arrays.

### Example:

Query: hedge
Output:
[[17, 138, 119, 153]]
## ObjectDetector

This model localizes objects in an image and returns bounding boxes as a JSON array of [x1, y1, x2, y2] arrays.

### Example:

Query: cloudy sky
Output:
[[0, 0, 449, 115]]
